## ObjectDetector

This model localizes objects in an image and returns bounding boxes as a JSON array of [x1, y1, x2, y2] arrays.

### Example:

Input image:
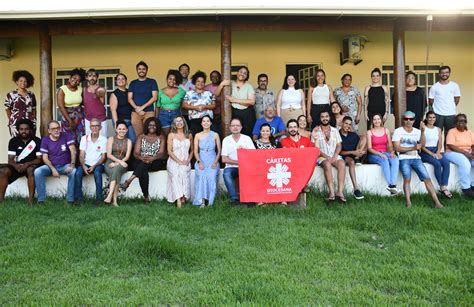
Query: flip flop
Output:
[[336, 195, 347, 204], [439, 189, 453, 199]]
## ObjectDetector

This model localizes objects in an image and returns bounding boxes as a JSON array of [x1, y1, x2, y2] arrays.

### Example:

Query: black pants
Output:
[[232, 106, 256, 137], [310, 104, 330, 129], [133, 160, 163, 197]]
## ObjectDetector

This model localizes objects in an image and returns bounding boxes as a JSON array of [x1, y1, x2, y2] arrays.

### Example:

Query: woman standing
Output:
[[104, 120, 132, 207], [307, 69, 335, 129], [405, 71, 426, 129], [276, 74, 305, 126], [215, 66, 256, 136], [183, 71, 216, 136], [156, 70, 186, 137], [121, 117, 165, 203], [297, 115, 311, 139], [420, 111, 452, 198], [333, 73, 362, 130], [364, 68, 390, 131], [193, 116, 221, 207], [4, 70, 37, 136], [167, 116, 193, 208], [330, 101, 345, 129], [366, 114, 400, 195], [109, 73, 136, 143], [57, 68, 87, 143]]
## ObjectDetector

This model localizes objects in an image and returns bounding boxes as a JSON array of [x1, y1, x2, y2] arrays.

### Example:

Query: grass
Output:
[[0, 192, 472, 305]]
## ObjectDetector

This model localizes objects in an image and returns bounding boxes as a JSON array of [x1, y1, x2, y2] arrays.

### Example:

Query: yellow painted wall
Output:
[[0, 30, 472, 162]]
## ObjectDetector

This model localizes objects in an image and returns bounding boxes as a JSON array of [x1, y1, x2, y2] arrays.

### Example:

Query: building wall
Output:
[[0, 30, 472, 162]]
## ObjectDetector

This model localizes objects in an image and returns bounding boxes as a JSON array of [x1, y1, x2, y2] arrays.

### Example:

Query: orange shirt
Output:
[[446, 128, 474, 152]]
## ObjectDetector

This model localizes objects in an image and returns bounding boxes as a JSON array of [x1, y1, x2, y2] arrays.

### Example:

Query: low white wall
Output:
[[5, 164, 471, 200]]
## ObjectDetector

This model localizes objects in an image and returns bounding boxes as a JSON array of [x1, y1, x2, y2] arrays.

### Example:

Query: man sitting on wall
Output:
[[34, 120, 77, 204], [0, 119, 42, 204], [74, 118, 107, 205]]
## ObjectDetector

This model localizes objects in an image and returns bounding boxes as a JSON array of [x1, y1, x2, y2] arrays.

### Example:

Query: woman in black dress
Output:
[[364, 68, 390, 130], [405, 71, 426, 129]]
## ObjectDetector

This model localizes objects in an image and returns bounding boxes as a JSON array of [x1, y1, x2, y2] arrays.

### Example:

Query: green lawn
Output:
[[0, 193, 472, 305]]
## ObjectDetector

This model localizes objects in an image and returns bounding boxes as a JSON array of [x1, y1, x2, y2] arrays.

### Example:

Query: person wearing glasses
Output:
[[444, 114, 474, 198], [74, 118, 107, 205], [34, 120, 77, 204], [392, 111, 443, 208]]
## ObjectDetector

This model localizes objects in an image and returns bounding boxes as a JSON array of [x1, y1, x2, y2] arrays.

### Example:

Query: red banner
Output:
[[238, 147, 319, 202]]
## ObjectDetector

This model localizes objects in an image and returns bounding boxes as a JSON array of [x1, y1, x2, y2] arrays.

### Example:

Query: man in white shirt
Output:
[[392, 111, 443, 209], [221, 117, 256, 205], [428, 65, 461, 136], [74, 118, 107, 205], [311, 110, 346, 203]]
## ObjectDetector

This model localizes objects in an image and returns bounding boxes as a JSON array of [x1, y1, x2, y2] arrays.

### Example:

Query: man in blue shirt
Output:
[[252, 104, 285, 141], [128, 61, 158, 137]]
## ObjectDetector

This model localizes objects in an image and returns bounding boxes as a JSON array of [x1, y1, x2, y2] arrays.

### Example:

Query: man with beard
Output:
[[254, 73, 275, 120], [128, 61, 158, 137], [0, 119, 42, 204], [428, 66, 461, 137], [392, 111, 443, 208], [280, 119, 313, 148], [83, 68, 107, 137], [311, 110, 346, 203]]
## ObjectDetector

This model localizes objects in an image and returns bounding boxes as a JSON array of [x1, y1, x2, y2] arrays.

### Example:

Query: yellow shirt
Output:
[[60, 85, 83, 107]]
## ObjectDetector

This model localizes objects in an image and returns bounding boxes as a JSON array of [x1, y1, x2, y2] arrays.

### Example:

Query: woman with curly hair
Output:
[[4, 70, 37, 136], [57, 68, 86, 143]]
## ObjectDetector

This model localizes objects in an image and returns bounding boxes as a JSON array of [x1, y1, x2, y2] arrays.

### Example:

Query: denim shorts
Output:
[[317, 155, 343, 166], [399, 158, 429, 181], [159, 109, 181, 128]]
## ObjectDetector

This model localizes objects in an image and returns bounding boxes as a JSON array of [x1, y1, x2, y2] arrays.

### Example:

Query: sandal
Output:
[[326, 194, 336, 202], [120, 180, 131, 192], [439, 189, 453, 199], [336, 195, 347, 204]]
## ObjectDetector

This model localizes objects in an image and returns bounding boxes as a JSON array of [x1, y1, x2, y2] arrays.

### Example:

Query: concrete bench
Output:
[[5, 164, 469, 200]]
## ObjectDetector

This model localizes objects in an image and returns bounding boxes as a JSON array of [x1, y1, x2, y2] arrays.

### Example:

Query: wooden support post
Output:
[[393, 20, 406, 128], [39, 24, 53, 135], [221, 20, 232, 136]]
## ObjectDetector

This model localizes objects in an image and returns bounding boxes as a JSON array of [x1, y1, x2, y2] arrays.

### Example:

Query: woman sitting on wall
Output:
[[366, 113, 400, 195], [167, 115, 193, 208], [121, 117, 165, 203], [104, 120, 132, 206]]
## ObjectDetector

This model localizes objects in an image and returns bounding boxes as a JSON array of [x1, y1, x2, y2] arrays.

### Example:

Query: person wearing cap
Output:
[[392, 111, 443, 208]]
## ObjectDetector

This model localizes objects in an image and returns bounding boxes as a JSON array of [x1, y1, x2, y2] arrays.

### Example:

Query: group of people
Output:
[[1, 63, 472, 208]]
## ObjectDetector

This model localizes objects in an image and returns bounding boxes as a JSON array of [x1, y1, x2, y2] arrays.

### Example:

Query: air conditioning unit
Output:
[[0, 39, 14, 61], [340, 36, 367, 66]]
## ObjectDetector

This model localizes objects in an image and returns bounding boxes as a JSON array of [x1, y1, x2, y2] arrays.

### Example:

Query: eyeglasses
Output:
[[90, 125, 101, 128], [49, 126, 60, 130], [403, 118, 415, 121]]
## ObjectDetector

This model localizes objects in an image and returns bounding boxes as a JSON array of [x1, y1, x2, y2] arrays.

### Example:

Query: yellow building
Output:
[[0, 4, 473, 162]]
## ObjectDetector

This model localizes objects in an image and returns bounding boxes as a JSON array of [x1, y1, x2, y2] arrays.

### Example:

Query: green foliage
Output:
[[0, 194, 472, 304]]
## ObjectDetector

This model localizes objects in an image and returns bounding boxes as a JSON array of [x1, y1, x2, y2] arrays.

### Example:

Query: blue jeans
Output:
[[223, 167, 239, 202], [113, 119, 136, 144], [420, 146, 450, 186], [74, 164, 104, 201], [34, 164, 76, 202], [159, 109, 181, 129], [445, 151, 474, 189], [399, 158, 430, 181], [367, 152, 399, 186]]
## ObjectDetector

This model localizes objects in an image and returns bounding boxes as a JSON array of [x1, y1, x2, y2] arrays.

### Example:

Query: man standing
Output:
[[221, 117, 256, 206], [428, 66, 461, 136], [128, 61, 158, 137], [255, 73, 275, 119], [252, 104, 286, 141], [34, 120, 77, 204], [280, 119, 314, 148], [74, 118, 107, 205], [205, 70, 222, 136], [0, 119, 42, 204], [311, 111, 346, 203], [83, 68, 107, 137], [392, 111, 443, 208], [178, 63, 194, 92]]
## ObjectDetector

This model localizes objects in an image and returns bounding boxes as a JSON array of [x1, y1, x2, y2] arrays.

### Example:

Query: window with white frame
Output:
[[54, 68, 121, 120]]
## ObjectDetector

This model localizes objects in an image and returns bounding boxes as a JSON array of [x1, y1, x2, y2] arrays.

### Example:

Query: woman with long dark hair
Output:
[[364, 68, 390, 130], [276, 74, 305, 126], [307, 69, 335, 129]]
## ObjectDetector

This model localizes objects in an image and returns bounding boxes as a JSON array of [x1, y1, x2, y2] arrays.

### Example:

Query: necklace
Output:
[[115, 136, 126, 158]]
